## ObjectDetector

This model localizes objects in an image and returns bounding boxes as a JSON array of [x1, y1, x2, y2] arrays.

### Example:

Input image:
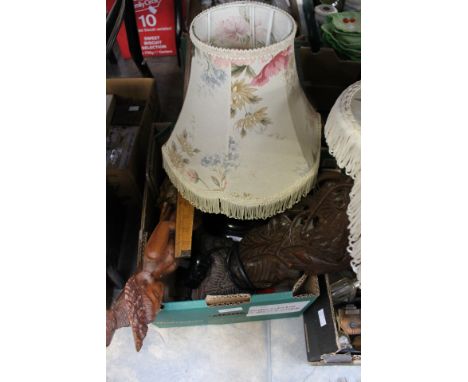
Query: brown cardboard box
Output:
[[106, 78, 160, 162], [297, 46, 361, 113], [106, 78, 160, 206]]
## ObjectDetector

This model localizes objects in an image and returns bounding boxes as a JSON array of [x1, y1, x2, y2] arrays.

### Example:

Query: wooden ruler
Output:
[[175, 193, 194, 258]]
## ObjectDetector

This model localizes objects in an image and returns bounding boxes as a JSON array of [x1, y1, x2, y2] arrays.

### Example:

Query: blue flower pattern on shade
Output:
[[201, 136, 239, 171], [226, 136, 240, 164], [201, 154, 221, 167], [201, 60, 227, 89]]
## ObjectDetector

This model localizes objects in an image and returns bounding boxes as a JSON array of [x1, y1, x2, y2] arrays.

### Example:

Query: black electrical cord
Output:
[[227, 242, 256, 292], [106, 0, 126, 57]]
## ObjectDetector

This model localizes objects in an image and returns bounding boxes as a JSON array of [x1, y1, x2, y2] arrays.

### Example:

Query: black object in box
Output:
[[303, 274, 361, 365], [107, 125, 142, 207], [106, 94, 116, 134], [111, 99, 147, 126]]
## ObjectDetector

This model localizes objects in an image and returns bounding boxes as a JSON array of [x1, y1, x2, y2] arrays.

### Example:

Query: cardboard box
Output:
[[106, 78, 160, 159], [303, 275, 361, 365], [106, 78, 160, 206], [296, 46, 361, 114], [138, 124, 320, 328]]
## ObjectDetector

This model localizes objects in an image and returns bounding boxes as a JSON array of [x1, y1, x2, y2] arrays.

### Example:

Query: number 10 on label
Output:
[[138, 14, 157, 27]]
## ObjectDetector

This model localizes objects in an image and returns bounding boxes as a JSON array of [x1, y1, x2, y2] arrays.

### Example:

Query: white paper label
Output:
[[128, 105, 140, 111], [226, 235, 243, 242], [218, 307, 243, 314], [247, 301, 309, 317], [318, 308, 327, 327]]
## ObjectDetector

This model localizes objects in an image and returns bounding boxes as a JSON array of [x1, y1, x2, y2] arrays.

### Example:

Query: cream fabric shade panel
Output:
[[162, 1, 321, 219]]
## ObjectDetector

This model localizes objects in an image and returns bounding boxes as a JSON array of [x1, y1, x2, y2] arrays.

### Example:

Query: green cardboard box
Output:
[[139, 124, 320, 328], [154, 274, 320, 328]]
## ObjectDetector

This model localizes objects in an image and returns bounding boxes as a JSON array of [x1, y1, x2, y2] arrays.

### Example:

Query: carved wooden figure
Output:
[[106, 203, 176, 351]]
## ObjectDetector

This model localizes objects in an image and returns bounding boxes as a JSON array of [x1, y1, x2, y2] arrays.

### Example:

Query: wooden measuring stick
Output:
[[175, 193, 194, 258]]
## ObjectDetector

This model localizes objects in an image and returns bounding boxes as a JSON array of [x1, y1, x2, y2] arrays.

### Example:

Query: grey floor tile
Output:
[[107, 316, 360, 382], [107, 321, 269, 382]]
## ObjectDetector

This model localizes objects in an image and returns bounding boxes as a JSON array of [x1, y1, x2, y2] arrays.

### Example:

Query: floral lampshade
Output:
[[162, 1, 321, 219]]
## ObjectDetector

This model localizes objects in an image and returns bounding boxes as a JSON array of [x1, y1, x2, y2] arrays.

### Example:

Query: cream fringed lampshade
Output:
[[162, 1, 321, 219], [325, 81, 361, 284]]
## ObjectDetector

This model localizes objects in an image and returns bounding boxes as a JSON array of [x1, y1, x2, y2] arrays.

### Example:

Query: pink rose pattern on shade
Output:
[[215, 16, 250, 48], [250, 47, 292, 87], [186, 169, 199, 183]]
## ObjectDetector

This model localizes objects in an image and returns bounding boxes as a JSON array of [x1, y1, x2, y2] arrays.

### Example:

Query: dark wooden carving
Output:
[[238, 170, 353, 289]]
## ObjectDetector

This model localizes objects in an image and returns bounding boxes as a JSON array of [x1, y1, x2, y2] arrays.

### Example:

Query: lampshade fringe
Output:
[[162, 150, 318, 220], [346, 173, 361, 283], [325, 108, 361, 180]]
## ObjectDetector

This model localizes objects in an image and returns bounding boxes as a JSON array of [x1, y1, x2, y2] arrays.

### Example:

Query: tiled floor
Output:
[[106, 316, 360, 382]]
